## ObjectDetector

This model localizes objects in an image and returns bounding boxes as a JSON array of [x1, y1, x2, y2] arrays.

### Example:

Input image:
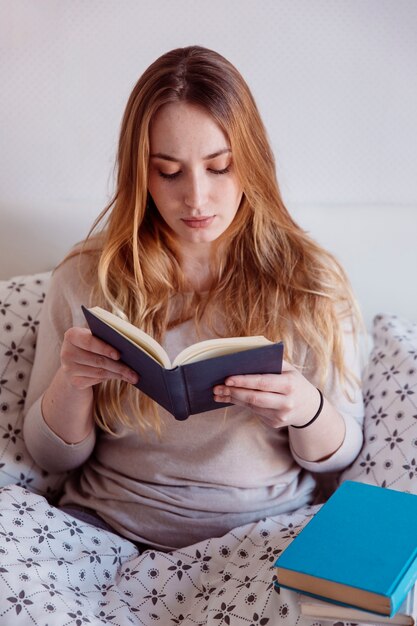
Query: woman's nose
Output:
[[184, 172, 208, 209]]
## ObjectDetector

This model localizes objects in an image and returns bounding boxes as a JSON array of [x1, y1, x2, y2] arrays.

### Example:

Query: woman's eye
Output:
[[158, 166, 230, 180], [159, 171, 181, 180], [209, 166, 230, 175]]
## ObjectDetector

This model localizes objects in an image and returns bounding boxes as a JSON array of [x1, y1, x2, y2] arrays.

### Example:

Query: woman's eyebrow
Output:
[[150, 148, 231, 162]]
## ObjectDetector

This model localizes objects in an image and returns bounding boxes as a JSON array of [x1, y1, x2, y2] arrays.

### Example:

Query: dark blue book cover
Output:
[[275, 481, 417, 617], [82, 305, 284, 420]]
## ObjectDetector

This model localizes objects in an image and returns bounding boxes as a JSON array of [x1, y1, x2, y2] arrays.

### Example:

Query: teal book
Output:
[[274, 481, 417, 617], [299, 585, 417, 625]]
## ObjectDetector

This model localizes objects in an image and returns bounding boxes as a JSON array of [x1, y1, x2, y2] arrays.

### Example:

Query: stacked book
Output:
[[298, 587, 416, 625], [274, 481, 417, 625]]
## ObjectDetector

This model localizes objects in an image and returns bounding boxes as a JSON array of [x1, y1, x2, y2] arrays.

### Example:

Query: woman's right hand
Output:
[[60, 327, 139, 390], [39, 327, 139, 445]]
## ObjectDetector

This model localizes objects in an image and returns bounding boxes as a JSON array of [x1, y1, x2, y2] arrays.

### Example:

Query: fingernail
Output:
[[214, 393, 228, 402]]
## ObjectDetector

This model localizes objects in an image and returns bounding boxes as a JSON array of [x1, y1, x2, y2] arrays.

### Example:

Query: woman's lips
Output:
[[181, 216, 215, 228]]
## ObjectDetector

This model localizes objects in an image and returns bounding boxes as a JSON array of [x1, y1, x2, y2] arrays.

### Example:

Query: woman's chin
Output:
[[178, 226, 223, 245]]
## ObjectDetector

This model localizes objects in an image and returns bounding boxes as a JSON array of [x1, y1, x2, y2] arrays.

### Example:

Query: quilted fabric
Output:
[[0, 272, 67, 497], [340, 313, 417, 493], [0, 484, 323, 626]]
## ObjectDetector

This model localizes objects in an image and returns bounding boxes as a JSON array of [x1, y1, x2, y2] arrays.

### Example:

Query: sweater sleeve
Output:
[[290, 317, 365, 474], [23, 257, 97, 473]]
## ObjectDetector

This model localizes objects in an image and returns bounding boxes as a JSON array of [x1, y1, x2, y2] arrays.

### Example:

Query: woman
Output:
[[23, 46, 364, 551]]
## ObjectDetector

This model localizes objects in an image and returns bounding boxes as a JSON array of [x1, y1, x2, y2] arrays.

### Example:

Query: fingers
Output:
[[213, 367, 293, 408], [214, 385, 292, 412], [63, 361, 138, 384], [64, 328, 119, 360], [213, 385, 290, 429], [214, 364, 320, 430], [61, 327, 139, 388], [220, 370, 295, 395]]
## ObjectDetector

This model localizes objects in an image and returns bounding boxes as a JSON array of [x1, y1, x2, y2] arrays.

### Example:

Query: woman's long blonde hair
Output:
[[73, 45, 361, 434]]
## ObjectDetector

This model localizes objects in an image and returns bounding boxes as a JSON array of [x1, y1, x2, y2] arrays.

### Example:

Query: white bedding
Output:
[[0, 484, 320, 626]]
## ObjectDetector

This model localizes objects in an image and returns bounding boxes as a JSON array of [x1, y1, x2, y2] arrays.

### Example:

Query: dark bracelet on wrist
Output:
[[291, 388, 324, 429]]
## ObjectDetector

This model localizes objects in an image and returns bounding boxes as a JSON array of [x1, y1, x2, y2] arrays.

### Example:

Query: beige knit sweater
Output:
[[23, 255, 364, 550]]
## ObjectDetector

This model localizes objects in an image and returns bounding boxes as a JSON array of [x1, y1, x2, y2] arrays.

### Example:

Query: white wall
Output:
[[1, 0, 416, 326]]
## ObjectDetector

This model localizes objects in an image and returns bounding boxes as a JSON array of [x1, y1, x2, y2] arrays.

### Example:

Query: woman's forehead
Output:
[[149, 102, 229, 159]]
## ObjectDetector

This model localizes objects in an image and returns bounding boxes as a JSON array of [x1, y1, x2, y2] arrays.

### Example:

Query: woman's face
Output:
[[148, 102, 243, 254]]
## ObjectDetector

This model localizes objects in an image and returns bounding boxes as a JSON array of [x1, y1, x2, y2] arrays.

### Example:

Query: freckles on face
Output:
[[147, 101, 243, 246]]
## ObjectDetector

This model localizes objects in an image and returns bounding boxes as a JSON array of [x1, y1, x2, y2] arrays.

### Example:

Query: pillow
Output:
[[340, 314, 417, 494], [0, 271, 67, 498]]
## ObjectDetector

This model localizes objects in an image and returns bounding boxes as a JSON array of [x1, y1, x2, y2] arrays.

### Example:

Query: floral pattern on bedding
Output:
[[0, 484, 328, 626]]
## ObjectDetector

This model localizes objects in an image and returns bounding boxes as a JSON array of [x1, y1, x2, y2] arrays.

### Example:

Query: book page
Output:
[[299, 592, 415, 626], [88, 307, 172, 368], [173, 336, 273, 367], [88, 307, 274, 371]]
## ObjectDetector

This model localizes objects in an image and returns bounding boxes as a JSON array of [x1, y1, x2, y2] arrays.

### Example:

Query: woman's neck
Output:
[[183, 262, 213, 292], [180, 249, 215, 293]]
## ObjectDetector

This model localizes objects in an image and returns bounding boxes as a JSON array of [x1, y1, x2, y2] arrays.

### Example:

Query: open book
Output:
[[82, 306, 284, 420]]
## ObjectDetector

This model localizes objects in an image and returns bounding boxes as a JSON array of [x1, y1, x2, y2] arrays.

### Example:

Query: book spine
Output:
[[410, 584, 417, 625], [163, 367, 190, 421], [390, 555, 417, 617]]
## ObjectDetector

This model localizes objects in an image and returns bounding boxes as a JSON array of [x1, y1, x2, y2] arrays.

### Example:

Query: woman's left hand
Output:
[[213, 359, 321, 429]]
